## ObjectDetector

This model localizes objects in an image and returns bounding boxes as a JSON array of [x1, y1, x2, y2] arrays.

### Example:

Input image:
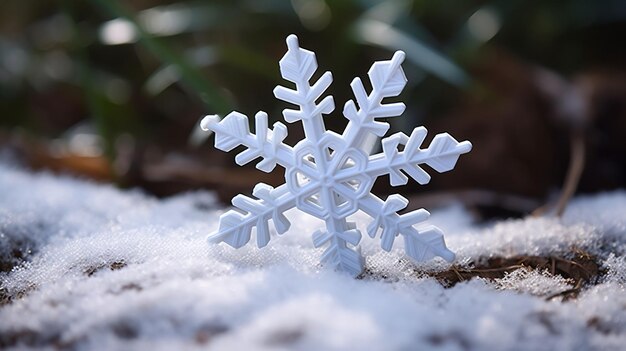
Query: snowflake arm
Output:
[[341, 50, 407, 151], [359, 193, 455, 262], [273, 35, 335, 143], [367, 126, 472, 186], [201, 111, 294, 172], [208, 184, 295, 248], [312, 218, 364, 276]]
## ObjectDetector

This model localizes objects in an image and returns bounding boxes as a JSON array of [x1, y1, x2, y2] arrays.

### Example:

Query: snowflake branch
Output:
[[342, 50, 407, 151], [359, 193, 455, 262], [367, 127, 472, 186], [208, 184, 295, 249], [273, 35, 335, 143], [201, 112, 294, 171], [312, 218, 364, 276]]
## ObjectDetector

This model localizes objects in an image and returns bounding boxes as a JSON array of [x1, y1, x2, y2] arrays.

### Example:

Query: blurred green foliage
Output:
[[1, 0, 626, 158]]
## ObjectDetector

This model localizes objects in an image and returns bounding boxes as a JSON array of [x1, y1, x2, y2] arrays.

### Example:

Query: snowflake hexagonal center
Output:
[[286, 141, 371, 219]]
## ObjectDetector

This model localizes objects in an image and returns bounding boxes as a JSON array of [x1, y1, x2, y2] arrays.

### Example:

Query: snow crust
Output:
[[0, 162, 625, 350]]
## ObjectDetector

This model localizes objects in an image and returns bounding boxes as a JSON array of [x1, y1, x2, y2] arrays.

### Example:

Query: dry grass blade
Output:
[[432, 250, 600, 294]]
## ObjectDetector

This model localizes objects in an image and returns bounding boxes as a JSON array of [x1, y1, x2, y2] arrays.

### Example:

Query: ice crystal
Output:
[[201, 34, 471, 275]]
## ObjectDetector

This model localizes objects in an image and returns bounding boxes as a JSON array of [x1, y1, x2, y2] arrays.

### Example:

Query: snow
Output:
[[0, 162, 625, 350]]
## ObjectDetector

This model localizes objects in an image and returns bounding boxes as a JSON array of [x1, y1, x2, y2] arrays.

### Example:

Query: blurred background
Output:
[[2, 0, 626, 219]]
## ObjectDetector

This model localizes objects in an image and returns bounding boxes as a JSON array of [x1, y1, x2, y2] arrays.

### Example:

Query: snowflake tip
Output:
[[200, 115, 219, 131], [442, 250, 456, 262], [286, 34, 299, 50], [392, 50, 406, 63], [458, 140, 473, 153]]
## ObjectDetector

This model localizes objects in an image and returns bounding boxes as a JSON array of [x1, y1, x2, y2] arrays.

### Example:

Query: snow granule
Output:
[[493, 268, 573, 296], [0, 162, 625, 351]]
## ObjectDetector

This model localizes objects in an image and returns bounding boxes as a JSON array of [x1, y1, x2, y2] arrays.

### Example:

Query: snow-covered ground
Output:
[[0, 162, 624, 351]]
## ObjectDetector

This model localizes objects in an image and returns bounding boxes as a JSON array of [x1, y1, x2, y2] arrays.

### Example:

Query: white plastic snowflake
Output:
[[201, 35, 472, 276]]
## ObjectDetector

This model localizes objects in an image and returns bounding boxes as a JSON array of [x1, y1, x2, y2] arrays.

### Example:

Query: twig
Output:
[[545, 279, 583, 301], [555, 131, 586, 216], [533, 130, 586, 217]]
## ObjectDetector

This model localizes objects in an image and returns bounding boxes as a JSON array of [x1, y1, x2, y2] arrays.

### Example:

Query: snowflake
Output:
[[201, 35, 472, 276]]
